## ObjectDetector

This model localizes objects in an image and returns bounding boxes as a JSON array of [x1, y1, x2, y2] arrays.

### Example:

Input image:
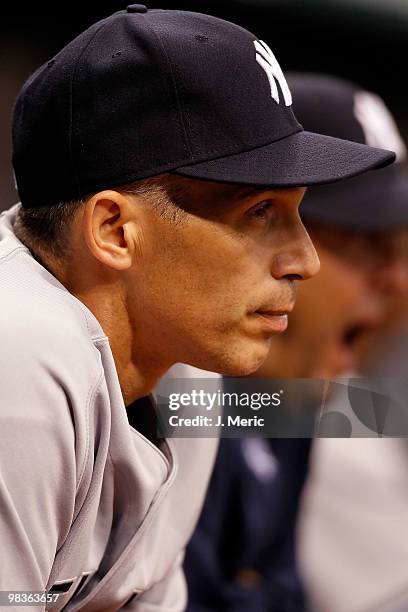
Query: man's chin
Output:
[[212, 340, 272, 377], [179, 331, 272, 377]]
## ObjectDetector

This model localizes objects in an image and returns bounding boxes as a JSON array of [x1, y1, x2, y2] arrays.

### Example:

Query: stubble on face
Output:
[[124, 177, 307, 377]]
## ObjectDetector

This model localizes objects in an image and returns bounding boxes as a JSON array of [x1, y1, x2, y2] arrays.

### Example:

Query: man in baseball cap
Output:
[[185, 73, 408, 612], [0, 5, 395, 610]]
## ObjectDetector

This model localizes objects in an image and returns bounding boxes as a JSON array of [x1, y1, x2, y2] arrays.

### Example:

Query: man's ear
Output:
[[82, 190, 140, 271]]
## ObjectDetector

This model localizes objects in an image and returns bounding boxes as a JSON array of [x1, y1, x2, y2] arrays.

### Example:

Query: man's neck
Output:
[[72, 284, 171, 404], [27, 247, 170, 404]]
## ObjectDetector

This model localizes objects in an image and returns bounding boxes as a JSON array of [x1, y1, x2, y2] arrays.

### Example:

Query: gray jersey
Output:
[[0, 204, 218, 611]]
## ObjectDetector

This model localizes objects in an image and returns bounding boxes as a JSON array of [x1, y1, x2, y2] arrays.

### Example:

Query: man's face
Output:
[[357, 228, 408, 368], [125, 178, 319, 376], [255, 223, 408, 379], [293, 226, 385, 377]]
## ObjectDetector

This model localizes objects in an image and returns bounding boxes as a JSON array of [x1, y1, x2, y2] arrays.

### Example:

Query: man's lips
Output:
[[253, 308, 292, 333], [340, 312, 382, 351], [325, 318, 382, 375]]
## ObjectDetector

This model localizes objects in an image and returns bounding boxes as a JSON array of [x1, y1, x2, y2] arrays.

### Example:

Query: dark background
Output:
[[2, 0, 408, 209]]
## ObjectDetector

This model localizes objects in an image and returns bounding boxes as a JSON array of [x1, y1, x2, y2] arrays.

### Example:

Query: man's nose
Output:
[[272, 226, 320, 281], [373, 258, 408, 295]]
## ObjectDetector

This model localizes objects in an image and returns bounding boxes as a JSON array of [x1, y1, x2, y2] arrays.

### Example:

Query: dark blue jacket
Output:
[[185, 437, 312, 612]]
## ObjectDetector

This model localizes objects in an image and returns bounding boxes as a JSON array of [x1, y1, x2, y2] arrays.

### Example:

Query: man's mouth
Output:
[[254, 309, 292, 333], [342, 322, 371, 348], [333, 319, 380, 373]]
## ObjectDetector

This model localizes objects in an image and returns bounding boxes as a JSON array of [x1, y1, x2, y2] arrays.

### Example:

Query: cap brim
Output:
[[173, 130, 395, 187]]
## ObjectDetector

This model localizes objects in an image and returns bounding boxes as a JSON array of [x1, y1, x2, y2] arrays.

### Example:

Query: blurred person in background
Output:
[[298, 94, 408, 612], [184, 73, 408, 612]]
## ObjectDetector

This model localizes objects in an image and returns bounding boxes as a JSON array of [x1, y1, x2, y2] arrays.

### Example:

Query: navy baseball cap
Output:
[[12, 5, 396, 209], [289, 73, 408, 230]]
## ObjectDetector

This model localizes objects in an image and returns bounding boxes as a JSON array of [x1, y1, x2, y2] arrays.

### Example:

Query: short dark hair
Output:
[[14, 174, 192, 264]]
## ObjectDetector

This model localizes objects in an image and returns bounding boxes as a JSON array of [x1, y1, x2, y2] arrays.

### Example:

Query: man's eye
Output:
[[250, 201, 273, 220]]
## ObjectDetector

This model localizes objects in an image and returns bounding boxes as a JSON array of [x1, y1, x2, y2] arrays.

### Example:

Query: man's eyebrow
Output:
[[226, 185, 274, 200], [184, 183, 279, 216]]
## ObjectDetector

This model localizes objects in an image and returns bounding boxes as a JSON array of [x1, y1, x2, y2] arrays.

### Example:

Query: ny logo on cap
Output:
[[254, 40, 292, 107]]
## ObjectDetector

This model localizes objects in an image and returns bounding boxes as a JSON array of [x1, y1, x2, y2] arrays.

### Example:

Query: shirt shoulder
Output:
[[0, 214, 108, 452], [0, 239, 105, 379]]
